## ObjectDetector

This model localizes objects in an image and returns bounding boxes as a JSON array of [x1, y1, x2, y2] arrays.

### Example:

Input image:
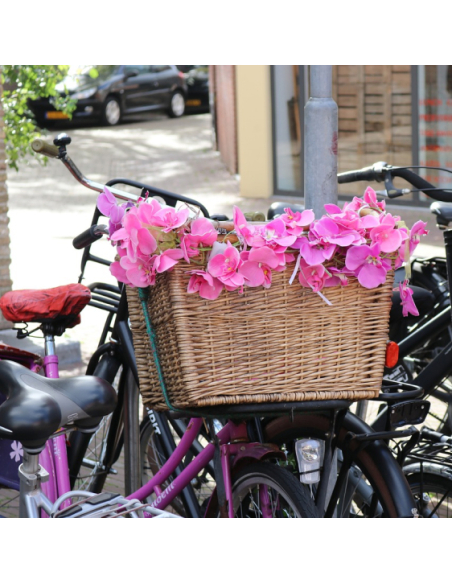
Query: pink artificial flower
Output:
[[238, 247, 279, 288], [369, 214, 403, 253], [152, 249, 184, 273], [187, 270, 224, 300], [152, 207, 190, 233], [324, 267, 349, 287], [207, 241, 245, 289], [110, 260, 131, 286], [310, 216, 363, 247], [399, 280, 419, 317], [292, 236, 336, 266], [233, 206, 255, 247], [137, 198, 163, 225], [409, 221, 429, 255], [363, 186, 385, 211], [97, 187, 118, 218], [119, 254, 156, 288], [280, 208, 315, 236], [111, 210, 157, 260], [298, 259, 328, 293], [180, 233, 201, 263], [189, 217, 218, 246], [345, 243, 391, 289]]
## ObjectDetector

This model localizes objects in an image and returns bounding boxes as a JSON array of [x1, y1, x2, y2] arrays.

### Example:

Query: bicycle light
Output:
[[385, 341, 399, 368], [295, 438, 324, 484]]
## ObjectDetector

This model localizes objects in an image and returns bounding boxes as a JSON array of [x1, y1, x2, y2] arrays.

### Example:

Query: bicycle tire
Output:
[[263, 411, 417, 518], [208, 461, 318, 518], [406, 472, 452, 518]]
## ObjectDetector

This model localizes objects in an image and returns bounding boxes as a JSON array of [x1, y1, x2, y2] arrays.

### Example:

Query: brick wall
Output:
[[0, 79, 13, 329], [211, 66, 238, 175]]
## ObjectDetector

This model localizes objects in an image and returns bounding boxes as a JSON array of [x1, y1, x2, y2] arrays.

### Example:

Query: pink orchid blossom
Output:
[[187, 270, 224, 300], [280, 208, 315, 236], [137, 198, 163, 225], [119, 254, 156, 288], [110, 260, 131, 286], [298, 259, 328, 293], [180, 233, 201, 263], [111, 211, 157, 260], [310, 216, 363, 247], [152, 207, 190, 233], [292, 236, 336, 266], [363, 186, 385, 211], [97, 187, 118, 218], [399, 280, 419, 317], [152, 249, 184, 273], [189, 217, 218, 246], [207, 241, 245, 289], [409, 221, 429, 255], [238, 247, 279, 288], [233, 206, 255, 247], [369, 215, 403, 253], [345, 243, 391, 289]]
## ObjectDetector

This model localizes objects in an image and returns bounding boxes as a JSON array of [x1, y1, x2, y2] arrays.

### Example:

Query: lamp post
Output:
[[304, 66, 338, 217]]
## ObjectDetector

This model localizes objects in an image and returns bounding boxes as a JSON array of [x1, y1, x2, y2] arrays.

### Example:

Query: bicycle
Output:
[[0, 134, 321, 519]]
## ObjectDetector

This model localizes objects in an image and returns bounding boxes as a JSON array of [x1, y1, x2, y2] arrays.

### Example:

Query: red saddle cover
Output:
[[0, 283, 91, 323]]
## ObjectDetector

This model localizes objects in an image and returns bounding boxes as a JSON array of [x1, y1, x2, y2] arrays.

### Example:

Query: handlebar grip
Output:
[[31, 139, 60, 158], [73, 225, 107, 250], [337, 166, 379, 184]]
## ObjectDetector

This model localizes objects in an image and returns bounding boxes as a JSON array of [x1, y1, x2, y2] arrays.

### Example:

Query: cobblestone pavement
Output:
[[0, 112, 445, 517]]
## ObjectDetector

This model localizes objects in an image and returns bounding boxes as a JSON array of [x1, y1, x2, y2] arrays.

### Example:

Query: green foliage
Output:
[[0, 65, 77, 171]]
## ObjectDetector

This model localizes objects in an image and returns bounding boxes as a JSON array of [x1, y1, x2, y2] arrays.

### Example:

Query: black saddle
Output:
[[0, 360, 117, 451], [430, 202, 452, 228]]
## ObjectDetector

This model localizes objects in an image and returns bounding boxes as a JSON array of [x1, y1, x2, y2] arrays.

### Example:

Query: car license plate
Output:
[[186, 99, 201, 107], [45, 111, 69, 120]]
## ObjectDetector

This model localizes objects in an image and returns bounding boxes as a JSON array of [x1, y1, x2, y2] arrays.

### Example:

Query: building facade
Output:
[[212, 65, 452, 206]]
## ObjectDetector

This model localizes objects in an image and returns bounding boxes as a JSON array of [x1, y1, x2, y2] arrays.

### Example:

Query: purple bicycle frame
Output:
[[126, 417, 275, 518]]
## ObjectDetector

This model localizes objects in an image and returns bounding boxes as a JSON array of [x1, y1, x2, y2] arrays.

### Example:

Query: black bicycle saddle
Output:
[[0, 360, 117, 451]]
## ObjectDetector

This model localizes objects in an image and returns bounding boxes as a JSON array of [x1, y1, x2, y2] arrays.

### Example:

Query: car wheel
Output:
[[102, 96, 122, 126], [168, 90, 185, 118]]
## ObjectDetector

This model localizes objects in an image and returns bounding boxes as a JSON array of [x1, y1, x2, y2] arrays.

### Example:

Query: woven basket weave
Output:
[[127, 261, 394, 411]]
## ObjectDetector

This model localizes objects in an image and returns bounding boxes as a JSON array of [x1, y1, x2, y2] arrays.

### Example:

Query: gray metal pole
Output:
[[304, 66, 338, 217]]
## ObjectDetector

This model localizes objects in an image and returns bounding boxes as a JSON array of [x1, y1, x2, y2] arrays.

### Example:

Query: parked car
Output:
[[178, 66, 210, 112], [28, 65, 188, 127]]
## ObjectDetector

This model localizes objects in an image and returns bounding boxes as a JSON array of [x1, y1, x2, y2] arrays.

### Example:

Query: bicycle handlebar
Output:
[[337, 164, 383, 184], [73, 224, 109, 249], [338, 162, 452, 203]]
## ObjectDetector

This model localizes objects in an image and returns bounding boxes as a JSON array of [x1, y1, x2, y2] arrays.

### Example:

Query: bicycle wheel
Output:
[[69, 364, 131, 494], [139, 416, 216, 517], [263, 411, 417, 518], [405, 472, 452, 518], [208, 461, 318, 518]]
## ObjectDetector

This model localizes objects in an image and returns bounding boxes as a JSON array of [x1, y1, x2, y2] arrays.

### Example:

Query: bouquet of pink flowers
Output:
[[97, 187, 428, 317]]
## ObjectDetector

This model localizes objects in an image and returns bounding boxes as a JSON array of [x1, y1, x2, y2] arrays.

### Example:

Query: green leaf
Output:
[[1, 65, 74, 171]]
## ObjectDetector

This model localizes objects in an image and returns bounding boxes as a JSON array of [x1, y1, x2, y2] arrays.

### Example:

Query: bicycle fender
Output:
[[231, 442, 285, 471]]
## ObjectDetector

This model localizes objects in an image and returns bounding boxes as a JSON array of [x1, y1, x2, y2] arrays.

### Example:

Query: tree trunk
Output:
[[0, 76, 13, 329]]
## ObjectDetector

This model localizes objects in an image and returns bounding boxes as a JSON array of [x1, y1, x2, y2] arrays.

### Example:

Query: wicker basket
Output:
[[127, 261, 394, 412]]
